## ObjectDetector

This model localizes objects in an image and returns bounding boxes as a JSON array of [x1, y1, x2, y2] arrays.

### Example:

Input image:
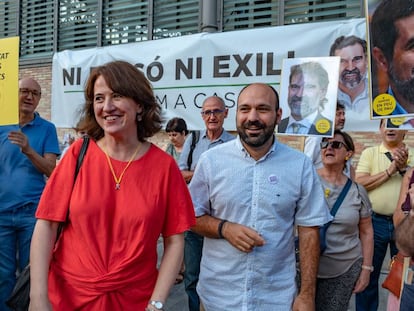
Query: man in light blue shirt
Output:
[[190, 83, 331, 310]]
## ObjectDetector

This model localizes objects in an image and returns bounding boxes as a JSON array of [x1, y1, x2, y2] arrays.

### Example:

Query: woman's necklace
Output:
[[104, 143, 141, 190], [322, 171, 343, 198]]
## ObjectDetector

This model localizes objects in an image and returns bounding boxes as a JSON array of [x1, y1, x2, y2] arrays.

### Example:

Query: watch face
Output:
[[152, 301, 163, 309]]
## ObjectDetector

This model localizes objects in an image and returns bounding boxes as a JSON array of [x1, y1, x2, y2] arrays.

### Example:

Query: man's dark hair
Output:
[[371, 0, 414, 62], [336, 100, 346, 111], [238, 83, 280, 111], [268, 84, 280, 110], [329, 35, 367, 57]]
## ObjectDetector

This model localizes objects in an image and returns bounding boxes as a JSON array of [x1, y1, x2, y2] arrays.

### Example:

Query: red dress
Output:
[[36, 140, 195, 310]]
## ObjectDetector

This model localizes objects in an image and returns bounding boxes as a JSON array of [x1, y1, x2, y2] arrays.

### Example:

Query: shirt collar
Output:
[[201, 128, 227, 143], [379, 142, 396, 155], [21, 112, 40, 128], [338, 76, 369, 106], [236, 135, 277, 161]]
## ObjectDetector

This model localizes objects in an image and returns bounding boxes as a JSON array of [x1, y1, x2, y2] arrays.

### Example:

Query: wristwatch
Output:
[[399, 168, 407, 176], [361, 265, 374, 272], [149, 300, 164, 310]]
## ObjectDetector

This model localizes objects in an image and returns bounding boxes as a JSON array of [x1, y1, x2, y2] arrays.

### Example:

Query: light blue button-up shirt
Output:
[[189, 136, 331, 310]]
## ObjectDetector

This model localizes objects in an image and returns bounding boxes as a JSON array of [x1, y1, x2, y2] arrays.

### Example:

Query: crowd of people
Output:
[[3, 1, 414, 310], [1, 59, 414, 311]]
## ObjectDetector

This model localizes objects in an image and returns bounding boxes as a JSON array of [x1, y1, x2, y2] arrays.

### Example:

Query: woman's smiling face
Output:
[[93, 75, 142, 137]]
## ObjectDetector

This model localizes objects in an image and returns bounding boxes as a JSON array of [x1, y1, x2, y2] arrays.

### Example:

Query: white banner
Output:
[[52, 18, 378, 131]]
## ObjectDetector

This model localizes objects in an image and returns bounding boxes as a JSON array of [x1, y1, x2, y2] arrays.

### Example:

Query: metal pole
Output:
[[201, 0, 218, 33]]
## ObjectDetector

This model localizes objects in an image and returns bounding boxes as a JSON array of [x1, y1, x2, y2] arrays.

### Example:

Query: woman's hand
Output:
[[29, 297, 52, 311], [353, 269, 371, 293]]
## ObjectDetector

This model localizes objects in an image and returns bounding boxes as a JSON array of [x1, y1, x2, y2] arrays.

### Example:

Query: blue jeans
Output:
[[355, 213, 398, 311], [400, 270, 414, 311], [0, 203, 37, 311], [184, 230, 203, 311]]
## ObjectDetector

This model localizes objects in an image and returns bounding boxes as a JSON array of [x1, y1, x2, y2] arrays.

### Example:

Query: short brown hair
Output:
[[81, 60, 162, 141]]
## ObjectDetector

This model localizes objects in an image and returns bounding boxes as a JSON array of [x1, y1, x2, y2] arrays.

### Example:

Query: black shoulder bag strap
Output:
[[385, 151, 393, 163], [187, 130, 200, 170], [75, 136, 90, 180], [330, 178, 352, 218], [56, 136, 90, 241]]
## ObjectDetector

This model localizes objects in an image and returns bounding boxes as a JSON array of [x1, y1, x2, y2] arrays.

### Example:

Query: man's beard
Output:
[[288, 95, 318, 120], [237, 120, 275, 148], [340, 68, 363, 89], [335, 121, 345, 130], [388, 63, 414, 103]]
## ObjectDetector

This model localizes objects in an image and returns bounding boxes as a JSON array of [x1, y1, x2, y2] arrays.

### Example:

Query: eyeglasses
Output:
[[19, 88, 41, 98], [201, 109, 225, 117], [320, 141, 348, 150]]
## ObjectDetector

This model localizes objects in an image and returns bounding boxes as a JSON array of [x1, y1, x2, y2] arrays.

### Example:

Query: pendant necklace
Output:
[[323, 172, 341, 198], [324, 187, 331, 198], [104, 143, 141, 190]]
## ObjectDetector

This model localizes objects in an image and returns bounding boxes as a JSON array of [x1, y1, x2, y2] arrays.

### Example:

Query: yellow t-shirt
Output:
[[356, 143, 414, 215]]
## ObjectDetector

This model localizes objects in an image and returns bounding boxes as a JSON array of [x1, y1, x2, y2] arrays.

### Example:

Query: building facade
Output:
[[1, 0, 400, 159]]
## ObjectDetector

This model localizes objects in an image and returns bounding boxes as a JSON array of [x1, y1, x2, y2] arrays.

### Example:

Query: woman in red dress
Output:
[[29, 60, 195, 311]]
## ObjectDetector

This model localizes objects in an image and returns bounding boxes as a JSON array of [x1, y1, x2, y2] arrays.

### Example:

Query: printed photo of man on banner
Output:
[[368, 0, 414, 129], [277, 57, 339, 137], [330, 35, 371, 129]]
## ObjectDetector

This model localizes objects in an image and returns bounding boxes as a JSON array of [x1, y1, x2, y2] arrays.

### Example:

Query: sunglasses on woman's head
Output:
[[320, 141, 347, 150]]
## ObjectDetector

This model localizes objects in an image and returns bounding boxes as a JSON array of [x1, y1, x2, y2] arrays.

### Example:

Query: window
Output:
[[103, 0, 149, 45], [283, 0, 362, 25], [20, 0, 54, 58], [0, 2, 18, 39], [223, 0, 279, 31], [59, 0, 99, 51], [153, 0, 199, 39], [0, 0, 363, 63]]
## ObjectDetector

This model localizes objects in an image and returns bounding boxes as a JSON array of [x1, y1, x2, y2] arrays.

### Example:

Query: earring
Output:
[[345, 156, 349, 161], [136, 113, 142, 122]]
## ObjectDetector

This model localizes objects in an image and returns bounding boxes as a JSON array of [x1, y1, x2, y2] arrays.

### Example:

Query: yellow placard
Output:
[[0, 36, 19, 125]]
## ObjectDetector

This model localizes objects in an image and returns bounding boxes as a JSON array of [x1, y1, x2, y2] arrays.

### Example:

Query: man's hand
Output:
[[8, 130, 30, 154], [181, 170, 194, 183], [8, 130, 57, 177], [221, 222, 265, 253], [292, 294, 315, 311], [353, 269, 370, 293], [391, 145, 409, 173]]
